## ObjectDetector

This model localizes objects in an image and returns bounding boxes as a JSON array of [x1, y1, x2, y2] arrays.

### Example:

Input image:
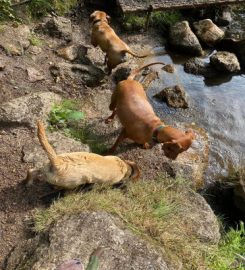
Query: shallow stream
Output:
[[145, 12, 245, 184]]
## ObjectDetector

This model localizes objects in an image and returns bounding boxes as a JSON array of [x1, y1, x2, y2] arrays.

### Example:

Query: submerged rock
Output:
[[193, 19, 225, 46], [154, 85, 189, 109], [210, 51, 241, 73], [6, 212, 170, 270], [184, 57, 218, 78], [0, 92, 61, 127], [169, 21, 203, 56]]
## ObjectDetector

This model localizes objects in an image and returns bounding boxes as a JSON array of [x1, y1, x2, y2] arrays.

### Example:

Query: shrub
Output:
[[0, 0, 16, 21]]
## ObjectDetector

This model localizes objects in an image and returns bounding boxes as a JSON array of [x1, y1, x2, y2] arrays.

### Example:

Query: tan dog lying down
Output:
[[25, 121, 140, 189], [90, 10, 149, 73], [106, 62, 195, 159]]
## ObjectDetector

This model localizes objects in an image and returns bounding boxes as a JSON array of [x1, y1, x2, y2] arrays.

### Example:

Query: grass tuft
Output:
[[48, 99, 107, 154], [29, 33, 43, 46]]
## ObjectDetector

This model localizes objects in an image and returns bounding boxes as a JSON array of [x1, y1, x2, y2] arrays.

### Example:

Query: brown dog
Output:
[[90, 10, 149, 73], [25, 121, 140, 189], [105, 62, 195, 159]]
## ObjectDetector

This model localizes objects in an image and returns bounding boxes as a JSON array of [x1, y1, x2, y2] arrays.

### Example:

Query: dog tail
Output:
[[128, 62, 166, 80], [124, 160, 140, 182], [37, 121, 57, 165]]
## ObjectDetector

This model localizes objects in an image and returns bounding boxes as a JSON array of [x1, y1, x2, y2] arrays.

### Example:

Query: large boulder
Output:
[[49, 62, 106, 87], [6, 212, 170, 270], [154, 85, 189, 109], [43, 16, 73, 41], [210, 51, 241, 73], [193, 19, 225, 46], [217, 39, 245, 69], [0, 24, 30, 55], [184, 57, 219, 78], [0, 92, 61, 128], [169, 21, 203, 56], [56, 44, 91, 62]]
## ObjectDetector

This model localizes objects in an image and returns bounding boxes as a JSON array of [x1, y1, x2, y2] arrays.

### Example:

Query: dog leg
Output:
[[143, 142, 151, 149], [24, 168, 40, 186], [105, 109, 116, 124], [107, 129, 126, 154]]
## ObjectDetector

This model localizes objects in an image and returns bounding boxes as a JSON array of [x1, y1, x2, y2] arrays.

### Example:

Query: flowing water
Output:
[[144, 13, 245, 184]]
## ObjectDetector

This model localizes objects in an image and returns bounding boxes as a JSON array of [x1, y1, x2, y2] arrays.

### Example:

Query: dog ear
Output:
[[124, 160, 140, 181], [162, 140, 183, 160], [89, 12, 96, 22]]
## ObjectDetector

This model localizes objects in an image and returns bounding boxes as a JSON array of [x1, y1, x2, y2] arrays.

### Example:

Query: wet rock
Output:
[[154, 85, 189, 109], [193, 19, 225, 46], [0, 92, 61, 128], [56, 44, 90, 62], [6, 212, 170, 270], [44, 16, 72, 41], [113, 67, 131, 83], [26, 67, 45, 82], [23, 131, 90, 168], [184, 57, 218, 78], [50, 62, 105, 87], [0, 24, 30, 55], [169, 21, 203, 56], [162, 64, 175, 73], [210, 51, 241, 73], [217, 39, 245, 69]]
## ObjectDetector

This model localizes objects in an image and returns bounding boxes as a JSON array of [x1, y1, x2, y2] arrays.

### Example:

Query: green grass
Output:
[[207, 222, 245, 269], [33, 177, 217, 269], [48, 99, 107, 154], [52, 0, 78, 16], [0, 0, 16, 21], [28, 33, 43, 46]]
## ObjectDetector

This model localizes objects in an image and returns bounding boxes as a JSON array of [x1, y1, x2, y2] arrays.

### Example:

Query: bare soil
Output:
[[0, 9, 168, 269]]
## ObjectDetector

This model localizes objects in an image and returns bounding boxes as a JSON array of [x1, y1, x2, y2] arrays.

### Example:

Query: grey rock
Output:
[[216, 7, 233, 26], [44, 16, 73, 41], [23, 131, 90, 168], [184, 57, 219, 78], [0, 62, 5, 71], [210, 51, 241, 73], [28, 45, 42, 55], [0, 92, 61, 127], [0, 24, 30, 55], [27, 67, 45, 82], [56, 44, 90, 62], [154, 85, 189, 109], [6, 212, 170, 270], [193, 19, 225, 46], [50, 62, 105, 87], [169, 21, 203, 56]]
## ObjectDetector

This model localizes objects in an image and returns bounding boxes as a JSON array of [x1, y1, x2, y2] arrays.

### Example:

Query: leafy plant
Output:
[[29, 33, 43, 46], [0, 0, 16, 21], [207, 222, 245, 269], [49, 100, 85, 130], [27, 0, 52, 18]]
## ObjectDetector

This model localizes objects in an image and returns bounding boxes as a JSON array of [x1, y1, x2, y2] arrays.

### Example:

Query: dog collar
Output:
[[152, 124, 167, 143], [93, 19, 107, 25]]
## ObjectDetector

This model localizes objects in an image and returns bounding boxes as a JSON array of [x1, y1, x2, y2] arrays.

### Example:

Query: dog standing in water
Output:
[[105, 62, 195, 159], [25, 121, 140, 189], [90, 10, 150, 73]]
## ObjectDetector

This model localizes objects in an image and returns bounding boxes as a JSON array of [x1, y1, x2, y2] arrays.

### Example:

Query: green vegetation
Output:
[[28, 33, 43, 46], [52, 0, 77, 16], [33, 177, 216, 269], [0, 0, 16, 21], [123, 10, 183, 32], [48, 99, 107, 154], [207, 222, 245, 269], [27, 0, 52, 18]]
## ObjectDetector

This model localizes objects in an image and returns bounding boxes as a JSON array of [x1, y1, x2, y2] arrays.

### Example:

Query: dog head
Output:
[[89, 10, 111, 24], [162, 129, 195, 160], [124, 160, 140, 182]]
